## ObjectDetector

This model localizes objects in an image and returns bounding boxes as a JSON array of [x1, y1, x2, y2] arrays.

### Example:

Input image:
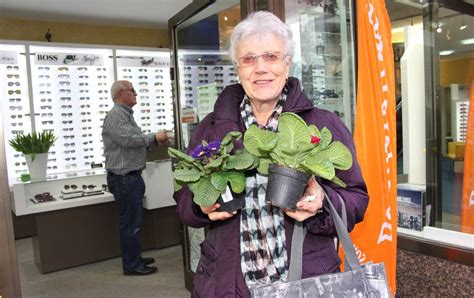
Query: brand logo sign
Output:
[[34, 53, 103, 66], [0, 51, 17, 64], [117, 55, 170, 68]]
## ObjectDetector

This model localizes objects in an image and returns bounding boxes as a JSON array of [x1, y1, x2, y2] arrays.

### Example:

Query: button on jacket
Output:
[[102, 103, 156, 175], [174, 77, 369, 298]]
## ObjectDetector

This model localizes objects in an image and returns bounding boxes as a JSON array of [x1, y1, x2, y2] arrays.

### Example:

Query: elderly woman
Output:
[[175, 11, 368, 297]]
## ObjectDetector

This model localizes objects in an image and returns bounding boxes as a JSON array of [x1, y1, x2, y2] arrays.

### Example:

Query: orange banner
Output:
[[351, 0, 398, 295], [461, 81, 474, 233]]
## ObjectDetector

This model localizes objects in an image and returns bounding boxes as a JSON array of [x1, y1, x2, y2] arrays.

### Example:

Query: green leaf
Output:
[[173, 179, 184, 192], [210, 172, 227, 192], [301, 159, 335, 180], [243, 125, 278, 157], [173, 168, 202, 182], [224, 149, 255, 170], [226, 171, 246, 193], [8, 131, 57, 155], [324, 141, 353, 170], [308, 124, 321, 138], [257, 158, 271, 175], [331, 176, 347, 187], [277, 112, 311, 149], [319, 127, 332, 149], [204, 156, 224, 170], [189, 178, 221, 207], [168, 147, 195, 163], [221, 131, 242, 146]]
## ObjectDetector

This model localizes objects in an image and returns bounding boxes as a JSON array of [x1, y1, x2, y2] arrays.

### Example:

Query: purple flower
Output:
[[190, 144, 206, 159], [190, 140, 221, 160]]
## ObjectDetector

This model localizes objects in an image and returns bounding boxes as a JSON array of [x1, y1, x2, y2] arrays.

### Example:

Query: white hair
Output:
[[110, 80, 129, 102], [229, 11, 294, 64]]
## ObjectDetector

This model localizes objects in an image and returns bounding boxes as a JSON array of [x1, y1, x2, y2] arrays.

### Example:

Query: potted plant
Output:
[[9, 131, 57, 181], [243, 112, 353, 210], [168, 131, 258, 212]]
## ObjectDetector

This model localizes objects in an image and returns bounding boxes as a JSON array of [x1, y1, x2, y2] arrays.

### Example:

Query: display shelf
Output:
[[11, 160, 176, 216], [11, 171, 110, 216]]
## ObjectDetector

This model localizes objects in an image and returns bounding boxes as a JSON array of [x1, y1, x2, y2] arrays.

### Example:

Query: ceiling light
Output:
[[436, 26, 442, 33], [460, 38, 474, 45], [460, 15, 467, 30], [440, 50, 454, 56], [224, 15, 228, 21]]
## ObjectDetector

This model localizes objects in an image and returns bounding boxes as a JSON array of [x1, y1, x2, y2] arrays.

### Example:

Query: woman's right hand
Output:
[[200, 203, 237, 221]]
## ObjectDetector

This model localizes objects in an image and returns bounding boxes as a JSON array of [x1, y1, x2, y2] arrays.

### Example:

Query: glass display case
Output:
[[285, 0, 356, 130]]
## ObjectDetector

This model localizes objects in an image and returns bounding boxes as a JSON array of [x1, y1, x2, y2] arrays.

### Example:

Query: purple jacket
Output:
[[175, 78, 368, 297]]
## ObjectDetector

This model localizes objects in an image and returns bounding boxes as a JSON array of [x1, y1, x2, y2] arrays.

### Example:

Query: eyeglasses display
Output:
[[117, 54, 174, 132], [2, 46, 175, 185]]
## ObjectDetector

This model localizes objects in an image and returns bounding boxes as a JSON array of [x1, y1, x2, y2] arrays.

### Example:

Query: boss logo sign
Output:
[[37, 54, 59, 61]]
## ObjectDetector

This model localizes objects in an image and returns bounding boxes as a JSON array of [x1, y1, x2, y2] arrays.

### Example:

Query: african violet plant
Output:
[[243, 112, 353, 187], [168, 131, 257, 207]]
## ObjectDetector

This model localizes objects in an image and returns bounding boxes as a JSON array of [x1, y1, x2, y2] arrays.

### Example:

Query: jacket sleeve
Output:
[[173, 115, 215, 228], [304, 112, 369, 237]]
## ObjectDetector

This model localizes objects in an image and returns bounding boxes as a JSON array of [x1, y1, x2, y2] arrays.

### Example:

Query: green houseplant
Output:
[[9, 131, 57, 181], [168, 131, 257, 211], [243, 112, 353, 209]]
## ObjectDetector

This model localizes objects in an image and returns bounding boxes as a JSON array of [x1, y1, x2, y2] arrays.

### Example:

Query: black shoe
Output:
[[124, 265, 158, 276], [141, 257, 155, 266]]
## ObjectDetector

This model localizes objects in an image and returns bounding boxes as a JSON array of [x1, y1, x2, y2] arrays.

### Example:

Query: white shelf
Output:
[[11, 160, 176, 216]]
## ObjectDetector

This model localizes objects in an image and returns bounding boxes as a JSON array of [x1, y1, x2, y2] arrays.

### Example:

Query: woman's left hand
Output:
[[284, 176, 324, 222]]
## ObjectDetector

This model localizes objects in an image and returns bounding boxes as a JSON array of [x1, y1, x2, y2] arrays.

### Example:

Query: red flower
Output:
[[311, 135, 321, 144]]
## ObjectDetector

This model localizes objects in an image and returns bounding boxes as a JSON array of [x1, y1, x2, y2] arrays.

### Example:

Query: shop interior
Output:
[[0, 0, 472, 297]]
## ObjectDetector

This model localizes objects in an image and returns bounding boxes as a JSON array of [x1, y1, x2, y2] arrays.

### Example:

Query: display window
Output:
[[387, 0, 473, 248]]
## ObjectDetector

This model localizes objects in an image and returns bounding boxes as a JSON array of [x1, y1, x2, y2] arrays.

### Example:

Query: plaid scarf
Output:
[[239, 89, 288, 288]]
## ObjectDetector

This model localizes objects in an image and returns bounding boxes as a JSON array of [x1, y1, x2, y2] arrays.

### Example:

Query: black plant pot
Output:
[[266, 164, 311, 210], [216, 187, 246, 212]]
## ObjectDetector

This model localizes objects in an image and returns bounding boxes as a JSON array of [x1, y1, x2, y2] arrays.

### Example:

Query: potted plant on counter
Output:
[[9, 131, 57, 181], [243, 112, 353, 210], [168, 131, 258, 212]]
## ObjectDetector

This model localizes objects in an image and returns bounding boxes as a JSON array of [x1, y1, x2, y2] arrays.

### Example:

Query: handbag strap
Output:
[[288, 190, 361, 281]]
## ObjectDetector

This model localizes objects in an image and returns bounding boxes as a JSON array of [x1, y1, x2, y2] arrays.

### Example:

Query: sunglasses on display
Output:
[[10, 106, 23, 110], [40, 91, 52, 95], [61, 104, 72, 109], [10, 114, 23, 119], [58, 67, 69, 71], [65, 157, 76, 161], [41, 113, 53, 117], [40, 98, 52, 102], [80, 97, 90, 100], [38, 67, 50, 71], [9, 98, 21, 103], [60, 96, 72, 101], [41, 120, 53, 125], [64, 135, 75, 139], [8, 82, 20, 86], [213, 66, 223, 70], [11, 122, 23, 127], [7, 66, 19, 70], [81, 104, 91, 108], [96, 67, 106, 71], [58, 74, 70, 79], [7, 74, 20, 78], [62, 127, 74, 132], [8, 90, 21, 95], [78, 67, 87, 71]]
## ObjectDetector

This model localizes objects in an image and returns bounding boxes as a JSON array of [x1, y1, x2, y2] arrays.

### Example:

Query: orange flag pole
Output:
[[352, 0, 398, 295]]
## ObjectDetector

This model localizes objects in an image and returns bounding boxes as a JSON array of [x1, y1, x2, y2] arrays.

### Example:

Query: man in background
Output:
[[102, 80, 171, 276]]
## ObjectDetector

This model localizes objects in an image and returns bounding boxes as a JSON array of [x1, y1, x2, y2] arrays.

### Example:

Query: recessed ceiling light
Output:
[[460, 38, 474, 45], [440, 50, 454, 56]]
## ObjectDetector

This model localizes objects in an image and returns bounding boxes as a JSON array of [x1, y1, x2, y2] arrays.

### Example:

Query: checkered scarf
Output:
[[239, 89, 288, 288]]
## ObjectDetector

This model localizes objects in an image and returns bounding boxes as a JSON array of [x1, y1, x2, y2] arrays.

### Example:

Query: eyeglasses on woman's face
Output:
[[237, 51, 287, 68]]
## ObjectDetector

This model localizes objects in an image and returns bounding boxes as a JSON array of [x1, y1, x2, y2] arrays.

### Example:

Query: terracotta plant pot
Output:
[[216, 186, 245, 212], [266, 164, 311, 210]]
